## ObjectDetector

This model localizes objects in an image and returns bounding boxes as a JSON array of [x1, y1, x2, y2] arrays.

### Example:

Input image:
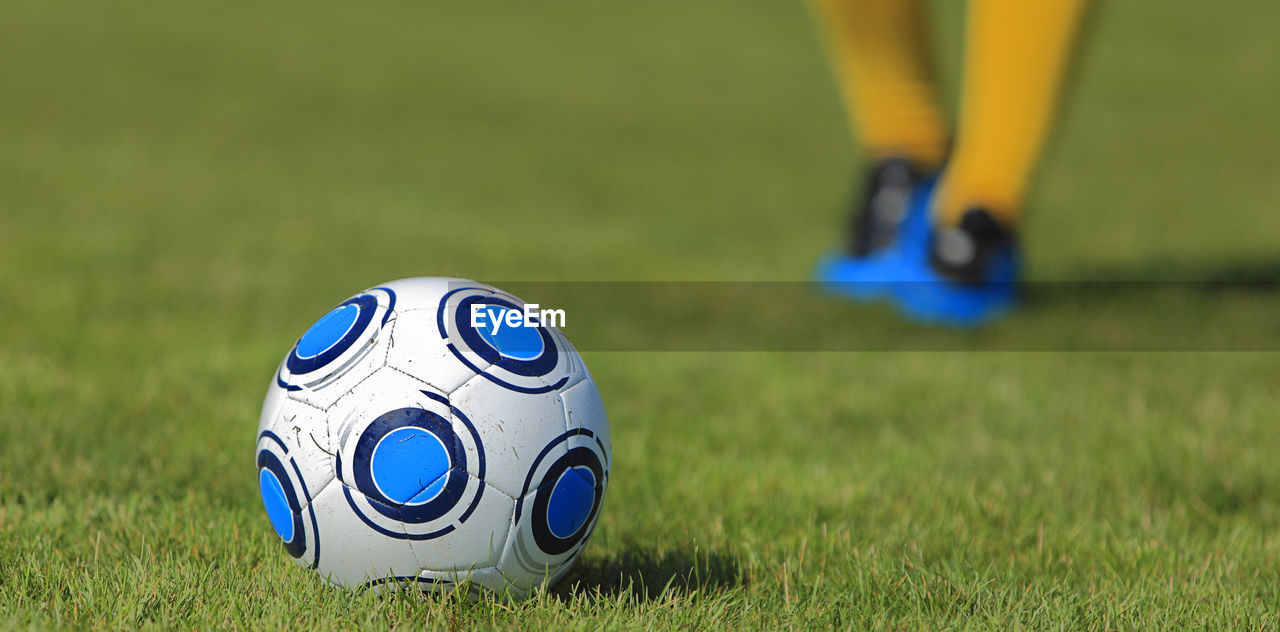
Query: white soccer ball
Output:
[[255, 277, 610, 599]]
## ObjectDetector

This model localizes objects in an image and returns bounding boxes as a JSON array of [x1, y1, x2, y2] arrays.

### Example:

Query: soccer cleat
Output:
[[848, 158, 926, 257], [888, 207, 1020, 327], [815, 161, 935, 301]]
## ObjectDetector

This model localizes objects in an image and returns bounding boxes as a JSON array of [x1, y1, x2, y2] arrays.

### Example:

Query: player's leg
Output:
[[890, 0, 1090, 325], [808, 0, 948, 256], [930, 0, 1091, 278]]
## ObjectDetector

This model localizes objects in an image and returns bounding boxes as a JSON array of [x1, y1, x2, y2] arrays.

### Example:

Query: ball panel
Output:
[[255, 430, 322, 569], [384, 309, 489, 395], [285, 333, 392, 411], [445, 567, 527, 601], [280, 287, 397, 410], [547, 327, 589, 390], [403, 569, 510, 600], [258, 398, 335, 504], [287, 295, 377, 375], [496, 428, 609, 591], [349, 407, 465, 518], [495, 519, 581, 594], [309, 479, 422, 589], [409, 480, 514, 574], [372, 277, 470, 311], [501, 555, 578, 595], [559, 375, 612, 463], [435, 284, 585, 395], [449, 371, 570, 498], [522, 445, 606, 557], [257, 378, 288, 434], [331, 368, 489, 541]]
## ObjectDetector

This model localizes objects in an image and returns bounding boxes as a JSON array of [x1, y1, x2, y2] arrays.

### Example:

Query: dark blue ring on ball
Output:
[[256, 450, 308, 559], [286, 294, 378, 376], [351, 407, 470, 524], [454, 296, 559, 378], [529, 447, 605, 556]]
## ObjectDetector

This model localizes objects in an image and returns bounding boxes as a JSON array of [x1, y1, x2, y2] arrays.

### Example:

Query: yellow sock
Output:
[[809, 0, 949, 171], [936, 0, 1090, 227]]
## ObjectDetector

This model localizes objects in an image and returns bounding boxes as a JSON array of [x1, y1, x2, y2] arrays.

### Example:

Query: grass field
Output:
[[4, 0, 1280, 628]]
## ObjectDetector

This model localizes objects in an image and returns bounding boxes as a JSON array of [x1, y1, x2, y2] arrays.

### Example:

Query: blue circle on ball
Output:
[[474, 305, 545, 361], [371, 427, 452, 505], [296, 303, 361, 359], [547, 466, 596, 539], [259, 468, 295, 543]]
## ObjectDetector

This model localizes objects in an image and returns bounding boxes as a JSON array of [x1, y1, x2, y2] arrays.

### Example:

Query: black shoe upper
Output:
[[928, 207, 1017, 283], [847, 158, 922, 257]]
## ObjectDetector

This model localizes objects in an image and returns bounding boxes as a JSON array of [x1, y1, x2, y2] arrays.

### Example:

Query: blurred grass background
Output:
[[3, 0, 1280, 628]]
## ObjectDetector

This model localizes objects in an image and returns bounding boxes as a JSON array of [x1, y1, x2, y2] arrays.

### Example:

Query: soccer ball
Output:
[[255, 277, 610, 599]]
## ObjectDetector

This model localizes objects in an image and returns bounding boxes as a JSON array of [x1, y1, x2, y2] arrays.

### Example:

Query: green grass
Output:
[[3, 0, 1280, 628]]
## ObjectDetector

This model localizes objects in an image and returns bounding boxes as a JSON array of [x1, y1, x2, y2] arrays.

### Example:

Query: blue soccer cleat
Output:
[[815, 158, 935, 301], [888, 207, 1020, 327]]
